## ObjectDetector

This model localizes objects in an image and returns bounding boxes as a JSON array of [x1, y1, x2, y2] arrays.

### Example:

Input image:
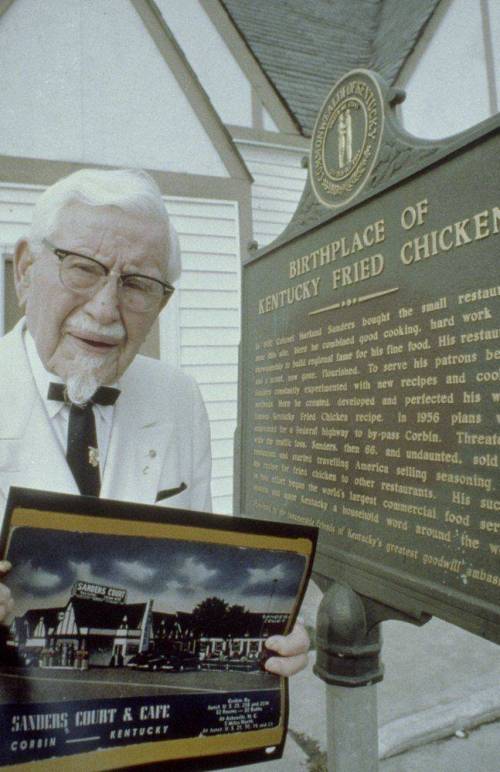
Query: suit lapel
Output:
[[13, 401, 79, 496], [0, 321, 78, 500]]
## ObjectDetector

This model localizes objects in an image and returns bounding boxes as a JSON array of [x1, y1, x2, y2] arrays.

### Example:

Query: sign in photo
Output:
[[0, 488, 316, 770], [238, 70, 499, 643]]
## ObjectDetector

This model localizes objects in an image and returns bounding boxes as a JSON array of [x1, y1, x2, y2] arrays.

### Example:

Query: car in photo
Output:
[[126, 652, 200, 672]]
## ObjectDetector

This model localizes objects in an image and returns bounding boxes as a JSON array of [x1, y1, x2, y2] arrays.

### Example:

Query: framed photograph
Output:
[[0, 488, 316, 771]]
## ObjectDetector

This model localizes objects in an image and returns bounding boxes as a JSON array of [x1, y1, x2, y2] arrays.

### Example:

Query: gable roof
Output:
[[132, 0, 252, 181], [220, 0, 442, 136], [0, 0, 251, 182], [70, 598, 147, 629], [22, 607, 61, 633]]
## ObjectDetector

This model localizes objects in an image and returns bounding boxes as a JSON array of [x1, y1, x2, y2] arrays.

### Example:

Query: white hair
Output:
[[28, 168, 181, 283]]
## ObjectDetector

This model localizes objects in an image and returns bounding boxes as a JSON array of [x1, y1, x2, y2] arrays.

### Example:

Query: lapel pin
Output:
[[88, 447, 99, 468]]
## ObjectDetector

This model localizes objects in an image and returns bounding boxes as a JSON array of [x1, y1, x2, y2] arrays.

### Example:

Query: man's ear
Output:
[[14, 239, 33, 306]]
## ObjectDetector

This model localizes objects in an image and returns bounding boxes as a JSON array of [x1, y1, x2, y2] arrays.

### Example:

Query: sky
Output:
[[6, 526, 307, 617]]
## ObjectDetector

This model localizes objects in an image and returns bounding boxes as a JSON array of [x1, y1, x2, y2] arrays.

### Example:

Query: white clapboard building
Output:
[[0, 0, 497, 513]]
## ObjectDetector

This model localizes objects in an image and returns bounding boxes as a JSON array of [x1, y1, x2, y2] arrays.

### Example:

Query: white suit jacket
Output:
[[0, 320, 212, 526]]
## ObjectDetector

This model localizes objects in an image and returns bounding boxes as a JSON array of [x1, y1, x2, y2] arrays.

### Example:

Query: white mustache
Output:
[[66, 314, 125, 342]]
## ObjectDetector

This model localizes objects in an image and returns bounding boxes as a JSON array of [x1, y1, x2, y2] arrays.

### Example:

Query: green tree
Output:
[[191, 598, 251, 639], [191, 597, 229, 637], [225, 604, 251, 637]]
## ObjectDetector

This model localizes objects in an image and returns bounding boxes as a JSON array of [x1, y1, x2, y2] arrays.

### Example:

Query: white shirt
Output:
[[24, 330, 117, 476]]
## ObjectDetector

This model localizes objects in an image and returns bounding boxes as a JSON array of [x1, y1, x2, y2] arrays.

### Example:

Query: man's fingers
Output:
[[0, 561, 11, 576], [0, 563, 13, 622], [0, 584, 13, 604], [0, 583, 14, 623], [0, 596, 14, 615], [265, 652, 308, 677], [265, 621, 310, 657], [262, 621, 310, 676]]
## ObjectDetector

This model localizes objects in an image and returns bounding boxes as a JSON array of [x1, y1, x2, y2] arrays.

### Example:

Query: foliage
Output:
[[191, 597, 251, 638]]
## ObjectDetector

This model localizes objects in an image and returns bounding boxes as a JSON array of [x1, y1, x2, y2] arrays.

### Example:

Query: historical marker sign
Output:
[[237, 70, 500, 643]]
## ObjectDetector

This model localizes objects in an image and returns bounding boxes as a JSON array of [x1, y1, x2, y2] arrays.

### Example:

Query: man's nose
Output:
[[83, 276, 121, 323]]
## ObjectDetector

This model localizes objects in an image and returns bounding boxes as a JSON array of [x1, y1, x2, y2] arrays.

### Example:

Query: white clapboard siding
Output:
[[212, 457, 234, 479], [0, 185, 44, 240], [198, 383, 236, 403], [236, 142, 308, 249], [181, 253, 238, 273], [211, 438, 234, 458], [180, 308, 239, 328], [0, 185, 45, 335], [183, 365, 238, 383], [180, 234, 236, 255], [182, 327, 240, 346], [181, 289, 239, 309], [181, 273, 236, 291], [181, 345, 239, 365], [205, 401, 238, 421], [165, 196, 241, 515], [209, 419, 237, 440], [0, 185, 240, 515]]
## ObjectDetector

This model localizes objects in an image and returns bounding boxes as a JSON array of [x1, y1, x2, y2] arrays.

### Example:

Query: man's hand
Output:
[[264, 619, 309, 677], [0, 561, 14, 624]]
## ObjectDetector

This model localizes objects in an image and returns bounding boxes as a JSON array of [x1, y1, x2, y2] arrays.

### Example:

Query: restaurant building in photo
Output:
[[8, 582, 289, 670]]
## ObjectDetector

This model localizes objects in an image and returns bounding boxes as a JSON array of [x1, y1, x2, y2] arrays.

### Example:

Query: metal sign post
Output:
[[326, 683, 378, 772], [314, 582, 429, 771]]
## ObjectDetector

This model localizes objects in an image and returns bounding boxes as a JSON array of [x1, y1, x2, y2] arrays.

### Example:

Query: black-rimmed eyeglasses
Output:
[[42, 238, 175, 313]]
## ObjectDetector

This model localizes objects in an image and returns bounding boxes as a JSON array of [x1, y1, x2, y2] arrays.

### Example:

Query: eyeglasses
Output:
[[42, 238, 175, 313]]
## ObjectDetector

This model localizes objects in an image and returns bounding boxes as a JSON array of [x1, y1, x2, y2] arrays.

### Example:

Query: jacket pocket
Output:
[[155, 482, 187, 503]]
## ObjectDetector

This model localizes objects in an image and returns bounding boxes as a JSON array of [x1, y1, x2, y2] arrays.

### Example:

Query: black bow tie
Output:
[[47, 382, 120, 406]]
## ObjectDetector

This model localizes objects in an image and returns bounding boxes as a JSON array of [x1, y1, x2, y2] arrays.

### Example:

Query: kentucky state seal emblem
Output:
[[310, 69, 384, 209]]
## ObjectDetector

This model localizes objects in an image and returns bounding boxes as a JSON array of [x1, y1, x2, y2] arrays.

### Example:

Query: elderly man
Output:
[[0, 168, 308, 676]]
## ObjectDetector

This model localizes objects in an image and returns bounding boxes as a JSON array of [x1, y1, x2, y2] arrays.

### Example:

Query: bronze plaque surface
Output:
[[238, 74, 499, 642]]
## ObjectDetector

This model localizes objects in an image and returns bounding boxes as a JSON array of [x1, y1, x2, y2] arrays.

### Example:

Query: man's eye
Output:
[[123, 277, 150, 293], [123, 276, 156, 295], [70, 258, 102, 276]]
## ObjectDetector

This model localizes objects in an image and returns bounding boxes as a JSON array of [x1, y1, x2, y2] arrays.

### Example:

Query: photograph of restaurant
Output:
[[7, 581, 289, 672], [2, 525, 302, 674]]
